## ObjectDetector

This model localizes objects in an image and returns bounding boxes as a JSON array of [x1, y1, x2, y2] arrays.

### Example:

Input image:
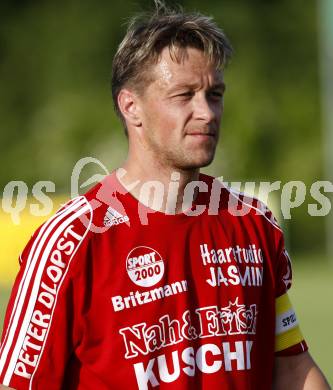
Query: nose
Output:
[[192, 93, 218, 123]]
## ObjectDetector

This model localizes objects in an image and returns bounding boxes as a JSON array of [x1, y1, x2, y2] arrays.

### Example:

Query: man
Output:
[[0, 2, 330, 389]]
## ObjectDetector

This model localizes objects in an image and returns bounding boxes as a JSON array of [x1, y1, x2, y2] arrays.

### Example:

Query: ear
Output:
[[117, 88, 142, 127]]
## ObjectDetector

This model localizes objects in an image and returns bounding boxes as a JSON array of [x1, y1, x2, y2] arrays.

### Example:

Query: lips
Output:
[[186, 131, 216, 137], [187, 132, 215, 136], [186, 127, 217, 137]]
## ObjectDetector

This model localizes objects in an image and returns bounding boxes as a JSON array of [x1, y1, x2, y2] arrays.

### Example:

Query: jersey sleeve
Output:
[[273, 224, 308, 356], [0, 196, 93, 389]]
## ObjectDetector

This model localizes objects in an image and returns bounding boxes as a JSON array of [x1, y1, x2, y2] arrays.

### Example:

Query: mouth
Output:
[[186, 132, 217, 140]]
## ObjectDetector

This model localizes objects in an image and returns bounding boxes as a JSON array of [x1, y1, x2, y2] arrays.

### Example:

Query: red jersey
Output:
[[0, 172, 307, 389]]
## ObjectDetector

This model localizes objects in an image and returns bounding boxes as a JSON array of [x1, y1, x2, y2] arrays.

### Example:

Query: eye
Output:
[[178, 91, 194, 98], [209, 91, 223, 100]]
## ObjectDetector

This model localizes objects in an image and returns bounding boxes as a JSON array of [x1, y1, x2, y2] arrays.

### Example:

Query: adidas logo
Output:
[[104, 206, 129, 227]]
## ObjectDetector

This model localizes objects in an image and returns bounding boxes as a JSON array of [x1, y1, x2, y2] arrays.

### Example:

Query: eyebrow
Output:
[[209, 82, 226, 92], [167, 81, 226, 94]]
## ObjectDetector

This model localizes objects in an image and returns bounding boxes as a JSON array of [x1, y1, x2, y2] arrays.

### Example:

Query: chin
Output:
[[178, 154, 215, 170], [194, 150, 216, 167]]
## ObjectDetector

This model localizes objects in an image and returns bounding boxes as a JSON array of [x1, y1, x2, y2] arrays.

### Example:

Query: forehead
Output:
[[151, 46, 223, 89]]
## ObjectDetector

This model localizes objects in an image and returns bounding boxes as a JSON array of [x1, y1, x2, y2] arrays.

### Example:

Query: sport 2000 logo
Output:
[[126, 246, 165, 288]]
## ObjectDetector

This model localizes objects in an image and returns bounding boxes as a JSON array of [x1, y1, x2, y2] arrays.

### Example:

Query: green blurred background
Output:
[[0, 0, 332, 384]]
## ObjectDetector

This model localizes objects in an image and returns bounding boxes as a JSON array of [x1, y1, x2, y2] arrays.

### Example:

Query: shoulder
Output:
[[33, 171, 132, 251], [47, 173, 121, 243], [200, 173, 283, 234], [227, 186, 282, 232], [20, 195, 94, 267], [19, 172, 117, 267]]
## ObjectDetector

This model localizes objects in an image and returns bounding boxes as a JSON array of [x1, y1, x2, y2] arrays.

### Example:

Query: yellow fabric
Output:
[[275, 292, 304, 352], [276, 292, 292, 315], [275, 324, 305, 352]]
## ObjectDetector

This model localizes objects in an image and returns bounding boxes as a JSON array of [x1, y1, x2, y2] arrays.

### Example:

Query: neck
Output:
[[117, 155, 200, 214]]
